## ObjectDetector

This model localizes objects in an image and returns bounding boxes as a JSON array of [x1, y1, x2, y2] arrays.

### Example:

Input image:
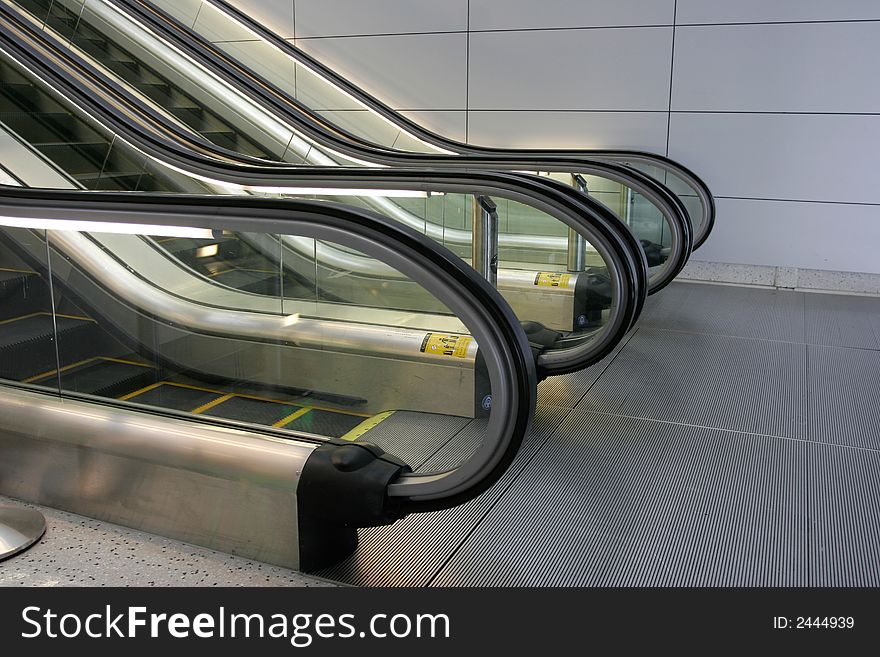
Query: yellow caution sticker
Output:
[[534, 272, 571, 288], [340, 410, 395, 442], [420, 332, 473, 358]]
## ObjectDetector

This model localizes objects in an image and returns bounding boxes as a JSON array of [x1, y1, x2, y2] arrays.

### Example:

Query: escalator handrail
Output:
[[3, 0, 658, 294], [0, 12, 647, 377], [0, 183, 536, 512], [138, 0, 714, 250], [104, 0, 692, 291]]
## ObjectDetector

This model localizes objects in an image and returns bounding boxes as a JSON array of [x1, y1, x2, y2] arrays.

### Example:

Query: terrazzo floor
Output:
[[0, 496, 337, 587]]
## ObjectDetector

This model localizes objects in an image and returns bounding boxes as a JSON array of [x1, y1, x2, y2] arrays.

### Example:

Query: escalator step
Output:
[[282, 409, 366, 438], [0, 269, 48, 320], [27, 357, 159, 399], [200, 395, 304, 426], [120, 382, 222, 412], [0, 83, 66, 114], [35, 142, 109, 176], [0, 109, 104, 144], [0, 313, 101, 380]]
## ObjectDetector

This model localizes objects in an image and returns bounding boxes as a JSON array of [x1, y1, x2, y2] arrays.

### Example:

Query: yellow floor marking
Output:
[[272, 406, 312, 428], [218, 389, 298, 405], [0, 267, 38, 275], [21, 357, 98, 383], [159, 385, 371, 417], [25, 356, 154, 384], [52, 312, 95, 322], [160, 381, 227, 394], [117, 381, 163, 401], [0, 311, 94, 327], [339, 411, 396, 442], [209, 267, 277, 277], [191, 393, 235, 415], [116, 379, 368, 421], [0, 312, 42, 325], [97, 356, 156, 368]]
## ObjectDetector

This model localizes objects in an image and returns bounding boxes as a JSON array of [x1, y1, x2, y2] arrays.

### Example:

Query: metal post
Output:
[[624, 185, 634, 227], [0, 505, 46, 561], [568, 174, 588, 272], [472, 195, 498, 286]]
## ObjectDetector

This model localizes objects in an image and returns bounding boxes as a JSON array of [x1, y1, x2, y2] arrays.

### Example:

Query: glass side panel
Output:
[[0, 27, 624, 352], [548, 171, 672, 272], [10, 0, 685, 285], [0, 215, 492, 471], [0, 226, 59, 394], [137, 0, 680, 278], [628, 161, 704, 239], [181, 0, 441, 154]]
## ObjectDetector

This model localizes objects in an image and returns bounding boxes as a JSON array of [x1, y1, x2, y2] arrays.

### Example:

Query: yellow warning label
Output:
[[420, 333, 473, 358], [534, 272, 571, 288]]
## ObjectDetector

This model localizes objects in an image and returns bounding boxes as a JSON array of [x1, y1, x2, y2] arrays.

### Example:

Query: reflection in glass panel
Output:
[[0, 226, 61, 394], [0, 220, 494, 471]]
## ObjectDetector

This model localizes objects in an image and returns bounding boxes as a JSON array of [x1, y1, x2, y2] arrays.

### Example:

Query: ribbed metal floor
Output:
[[320, 282, 880, 586]]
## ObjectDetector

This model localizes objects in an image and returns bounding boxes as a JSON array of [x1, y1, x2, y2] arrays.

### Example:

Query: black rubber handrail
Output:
[[0, 183, 536, 512], [136, 0, 714, 249], [0, 8, 646, 378], [109, 0, 693, 292]]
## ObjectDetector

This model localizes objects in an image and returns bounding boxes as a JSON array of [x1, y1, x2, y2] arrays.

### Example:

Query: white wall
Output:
[[211, 1, 880, 280]]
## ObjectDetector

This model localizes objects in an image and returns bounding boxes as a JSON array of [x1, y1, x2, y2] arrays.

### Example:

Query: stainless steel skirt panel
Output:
[[0, 385, 316, 569]]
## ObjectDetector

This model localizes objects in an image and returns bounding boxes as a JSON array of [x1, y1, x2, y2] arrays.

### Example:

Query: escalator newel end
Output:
[[296, 442, 410, 571]]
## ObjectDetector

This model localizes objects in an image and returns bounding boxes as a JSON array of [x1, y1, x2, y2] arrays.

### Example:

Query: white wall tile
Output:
[[296, 33, 468, 110], [668, 112, 880, 205], [469, 27, 672, 110], [399, 111, 468, 143], [696, 198, 880, 274], [220, 0, 295, 39], [157, 0, 880, 278], [673, 22, 880, 112], [468, 111, 669, 151], [294, 0, 467, 38], [469, 0, 674, 31], [677, 0, 880, 25]]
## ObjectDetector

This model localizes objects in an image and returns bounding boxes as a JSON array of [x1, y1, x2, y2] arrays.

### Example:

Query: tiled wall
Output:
[[212, 1, 880, 283]]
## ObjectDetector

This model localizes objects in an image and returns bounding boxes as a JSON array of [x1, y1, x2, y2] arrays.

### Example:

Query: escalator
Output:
[[4, 0, 692, 297], [0, 182, 536, 570], [158, 0, 714, 250], [0, 257, 371, 438], [122, 0, 706, 278], [0, 10, 650, 378], [0, 0, 675, 575]]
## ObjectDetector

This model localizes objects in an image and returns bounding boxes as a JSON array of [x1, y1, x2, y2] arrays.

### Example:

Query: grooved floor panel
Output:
[[536, 329, 636, 409], [417, 418, 486, 473], [316, 404, 571, 586], [576, 328, 808, 439], [808, 442, 880, 586], [430, 411, 809, 587], [809, 345, 880, 450], [355, 411, 470, 470], [804, 292, 880, 350], [640, 282, 806, 343]]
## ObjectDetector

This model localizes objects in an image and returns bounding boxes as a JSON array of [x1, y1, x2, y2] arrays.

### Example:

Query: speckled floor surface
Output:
[[0, 496, 338, 587]]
